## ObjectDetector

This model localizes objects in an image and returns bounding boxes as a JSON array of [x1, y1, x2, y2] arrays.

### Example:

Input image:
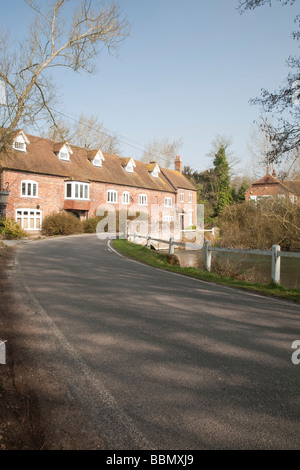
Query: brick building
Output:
[[245, 170, 300, 205], [0, 129, 197, 234]]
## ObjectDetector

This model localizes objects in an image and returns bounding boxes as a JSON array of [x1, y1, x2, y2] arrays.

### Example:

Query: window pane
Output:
[[84, 185, 88, 199], [23, 217, 28, 229], [36, 218, 41, 229], [80, 185, 83, 199], [75, 184, 79, 198], [22, 183, 26, 196], [33, 184, 37, 197], [66, 184, 72, 198], [30, 217, 35, 229], [27, 183, 31, 196]]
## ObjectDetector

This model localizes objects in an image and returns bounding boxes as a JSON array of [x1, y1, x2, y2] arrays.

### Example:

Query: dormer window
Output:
[[151, 163, 161, 178], [54, 143, 73, 162], [13, 131, 30, 152], [124, 158, 136, 173], [91, 150, 105, 168], [14, 141, 26, 151]]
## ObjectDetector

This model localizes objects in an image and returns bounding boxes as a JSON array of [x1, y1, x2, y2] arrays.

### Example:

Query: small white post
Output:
[[169, 237, 174, 256], [147, 235, 151, 249], [204, 240, 212, 272], [0, 340, 6, 365], [272, 244, 281, 285]]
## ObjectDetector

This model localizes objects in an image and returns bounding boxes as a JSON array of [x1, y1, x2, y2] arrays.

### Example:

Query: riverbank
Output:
[[112, 239, 300, 303]]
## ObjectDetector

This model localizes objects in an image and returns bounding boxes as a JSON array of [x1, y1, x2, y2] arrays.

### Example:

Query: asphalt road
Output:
[[13, 234, 300, 450]]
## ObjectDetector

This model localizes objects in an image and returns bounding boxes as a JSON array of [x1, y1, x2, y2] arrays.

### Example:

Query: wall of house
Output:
[[89, 181, 176, 219], [2, 170, 65, 220], [3, 170, 196, 231]]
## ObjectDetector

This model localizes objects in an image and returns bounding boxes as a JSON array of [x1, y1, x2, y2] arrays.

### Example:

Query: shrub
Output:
[[42, 211, 83, 236], [219, 199, 300, 251], [1, 218, 27, 240], [82, 216, 103, 233], [211, 257, 256, 282]]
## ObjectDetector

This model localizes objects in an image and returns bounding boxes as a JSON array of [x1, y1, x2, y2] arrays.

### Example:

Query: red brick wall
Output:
[[2, 170, 65, 220], [3, 170, 192, 226]]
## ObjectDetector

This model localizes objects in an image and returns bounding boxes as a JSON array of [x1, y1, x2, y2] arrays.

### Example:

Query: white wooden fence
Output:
[[130, 233, 300, 286]]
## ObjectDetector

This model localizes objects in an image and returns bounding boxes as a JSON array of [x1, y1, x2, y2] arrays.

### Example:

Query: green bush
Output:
[[42, 211, 83, 236], [82, 216, 103, 233], [0, 218, 27, 240]]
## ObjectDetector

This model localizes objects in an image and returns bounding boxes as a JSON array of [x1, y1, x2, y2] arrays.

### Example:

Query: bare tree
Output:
[[0, 0, 130, 150], [247, 120, 272, 178], [141, 137, 183, 169], [238, 0, 300, 163], [71, 113, 120, 153], [44, 113, 120, 154]]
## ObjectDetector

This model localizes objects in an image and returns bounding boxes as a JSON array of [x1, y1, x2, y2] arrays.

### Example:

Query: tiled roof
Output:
[[162, 168, 197, 191], [0, 130, 196, 193], [246, 173, 300, 197]]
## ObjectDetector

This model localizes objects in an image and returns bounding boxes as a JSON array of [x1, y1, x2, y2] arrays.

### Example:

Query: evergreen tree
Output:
[[213, 145, 233, 215]]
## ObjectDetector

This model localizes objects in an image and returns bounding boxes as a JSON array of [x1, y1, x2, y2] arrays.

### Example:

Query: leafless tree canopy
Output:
[[46, 113, 120, 154], [141, 137, 184, 169], [237, 0, 296, 12], [238, 0, 300, 164], [0, 0, 129, 150]]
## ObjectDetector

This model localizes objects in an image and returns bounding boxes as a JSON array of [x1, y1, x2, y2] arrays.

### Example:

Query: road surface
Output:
[[12, 234, 300, 449]]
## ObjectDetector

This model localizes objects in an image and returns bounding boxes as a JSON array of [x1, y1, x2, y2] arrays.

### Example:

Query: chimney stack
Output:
[[272, 169, 276, 177], [175, 155, 182, 174]]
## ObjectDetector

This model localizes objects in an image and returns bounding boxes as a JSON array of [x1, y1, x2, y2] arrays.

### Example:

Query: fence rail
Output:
[[204, 240, 300, 286], [129, 233, 300, 286]]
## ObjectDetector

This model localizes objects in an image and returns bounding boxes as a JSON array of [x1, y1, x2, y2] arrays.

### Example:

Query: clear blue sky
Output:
[[1, 0, 299, 175]]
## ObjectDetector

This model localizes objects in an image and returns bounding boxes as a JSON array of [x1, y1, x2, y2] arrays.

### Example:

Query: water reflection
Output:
[[173, 249, 300, 290]]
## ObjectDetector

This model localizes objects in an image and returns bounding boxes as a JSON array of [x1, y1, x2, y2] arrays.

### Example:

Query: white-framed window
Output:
[[165, 197, 172, 208], [13, 131, 29, 152], [138, 194, 147, 206], [151, 164, 160, 178], [122, 191, 130, 205], [21, 180, 38, 198], [163, 215, 174, 222], [189, 191, 192, 203], [180, 190, 184, 203], [107, 190, 118, 204], [91, 150, 105, 167], [13, 141, 26, 151], [57, 143, 73, 162], [65, 182, 89, 200], [59, 151, 70, 161], [124, 158, 136, 173], [16, 209, 42, 231], [126, 162, 134, 173]]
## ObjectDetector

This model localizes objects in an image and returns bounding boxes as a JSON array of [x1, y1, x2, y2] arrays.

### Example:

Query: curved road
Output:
[[13, 234, 300, 449]]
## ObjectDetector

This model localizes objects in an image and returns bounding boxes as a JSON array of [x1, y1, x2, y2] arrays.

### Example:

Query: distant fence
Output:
[[129, 233, 300, 286], [204, 240, 300, 286]]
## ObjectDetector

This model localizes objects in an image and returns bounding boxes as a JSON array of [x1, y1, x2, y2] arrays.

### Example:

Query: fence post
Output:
[[169, 237, 174, 256], [147, 235, 151, 249], [204, 240, 212, 272], [272, 244, 281, 285]]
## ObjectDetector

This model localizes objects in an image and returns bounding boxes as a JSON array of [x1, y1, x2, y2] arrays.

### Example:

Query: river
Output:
[[174, 249, 300, 290]]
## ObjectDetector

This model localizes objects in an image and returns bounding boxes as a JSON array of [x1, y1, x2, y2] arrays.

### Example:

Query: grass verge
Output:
[[112, 239, 300, 303]]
